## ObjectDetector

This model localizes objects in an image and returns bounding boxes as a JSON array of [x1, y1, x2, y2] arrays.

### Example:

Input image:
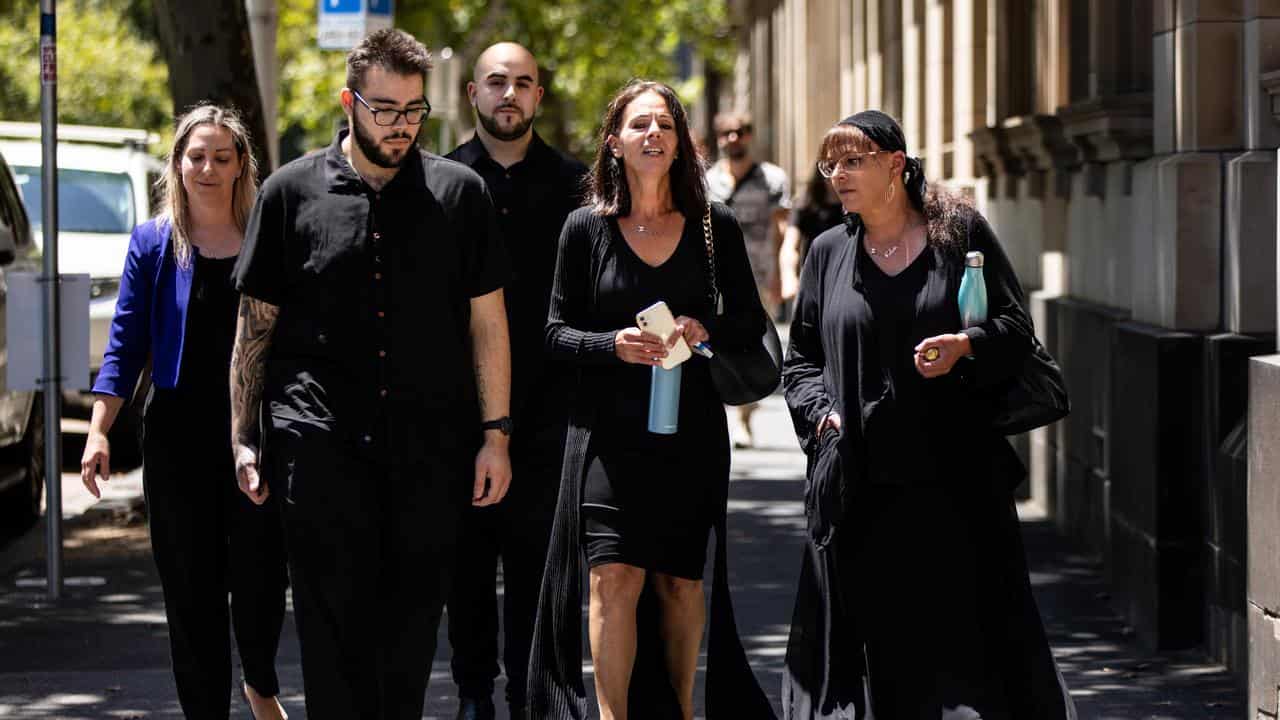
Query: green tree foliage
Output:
[[0, 0, 170, 132], [277, 0, 348, 160], [0, 0, 732, 162], [275, 0, 732, 159]]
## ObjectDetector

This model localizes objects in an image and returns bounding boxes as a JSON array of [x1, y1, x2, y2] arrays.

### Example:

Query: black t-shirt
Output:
[[447, 133, 586, 426], [175, 254, 239, 402], [234, 131, 509, 463], [791, 200, 844, 264], [857, 245, 937, 484]]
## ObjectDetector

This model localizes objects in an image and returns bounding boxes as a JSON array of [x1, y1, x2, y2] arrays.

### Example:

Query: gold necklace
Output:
[[632, 210, 674, 234]]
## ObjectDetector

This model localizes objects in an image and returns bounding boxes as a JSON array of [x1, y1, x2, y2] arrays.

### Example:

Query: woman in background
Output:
[[779, 163, 844, 315]]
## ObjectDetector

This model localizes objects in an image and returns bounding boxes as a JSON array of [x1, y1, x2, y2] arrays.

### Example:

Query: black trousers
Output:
[[272, 429, 467, 720], [447, 421, 562, 709], [142, 395, 288, 719]]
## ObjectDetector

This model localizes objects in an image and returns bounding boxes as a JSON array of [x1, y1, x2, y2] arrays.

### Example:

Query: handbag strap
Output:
[[701, 204, 725, 315]]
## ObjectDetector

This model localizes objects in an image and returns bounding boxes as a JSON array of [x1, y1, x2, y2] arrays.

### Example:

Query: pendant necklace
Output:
[[867, 219, 922, 258], [633, 211, 672, 235]]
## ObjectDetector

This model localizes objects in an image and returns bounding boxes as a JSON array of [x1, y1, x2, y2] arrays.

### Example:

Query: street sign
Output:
[[6, 273, 90, 392], [318, 0, 394, 51]]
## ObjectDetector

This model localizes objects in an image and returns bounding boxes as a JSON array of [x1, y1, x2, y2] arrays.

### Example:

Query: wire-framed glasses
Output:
[[351, 89, 431, 126], [817, 151, 885, 178]]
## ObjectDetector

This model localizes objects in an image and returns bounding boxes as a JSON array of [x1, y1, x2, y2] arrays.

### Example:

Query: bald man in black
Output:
[[445, 42, 586, 720]]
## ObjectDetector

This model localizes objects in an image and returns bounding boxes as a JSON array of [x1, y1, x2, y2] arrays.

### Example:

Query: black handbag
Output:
[[700, 205, 783, 406], [991, 337, 1070, 435]]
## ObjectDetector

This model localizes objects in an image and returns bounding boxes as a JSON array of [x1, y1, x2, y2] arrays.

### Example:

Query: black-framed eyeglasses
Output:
[[351, 89, 431, 126], [817, 151, 886, 178]]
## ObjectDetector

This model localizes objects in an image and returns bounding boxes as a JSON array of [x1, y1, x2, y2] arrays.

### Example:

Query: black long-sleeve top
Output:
[[529, 202, 776, 719]]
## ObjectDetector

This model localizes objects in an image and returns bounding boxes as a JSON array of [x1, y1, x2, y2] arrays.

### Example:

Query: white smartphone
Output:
[[636, 300, 692, 370]]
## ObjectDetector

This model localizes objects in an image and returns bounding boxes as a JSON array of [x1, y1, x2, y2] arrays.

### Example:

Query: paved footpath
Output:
[[0, 394, 1244, 718]]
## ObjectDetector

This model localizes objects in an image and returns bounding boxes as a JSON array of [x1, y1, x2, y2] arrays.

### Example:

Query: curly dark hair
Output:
[[817, 122, 972, 248], [586, 80, 707, 218], [346, 29, 433, 91]]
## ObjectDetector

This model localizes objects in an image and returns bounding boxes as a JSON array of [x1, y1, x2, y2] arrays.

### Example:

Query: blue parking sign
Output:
[[321, 0, 361, 13], [367, 0, 393, 15]]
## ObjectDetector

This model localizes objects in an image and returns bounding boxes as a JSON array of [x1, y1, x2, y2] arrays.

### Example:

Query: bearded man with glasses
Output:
[[230, 29, 512, 719]]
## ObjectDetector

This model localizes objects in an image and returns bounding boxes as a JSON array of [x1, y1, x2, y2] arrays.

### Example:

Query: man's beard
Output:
[[352, 115, 416, 169], [725, 144, 749, 161], [477, 104, 534, 142]]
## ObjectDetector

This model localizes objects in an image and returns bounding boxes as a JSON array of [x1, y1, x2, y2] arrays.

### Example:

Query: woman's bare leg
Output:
[[589, 563, 646, 720], [651, 573, 706, 720]]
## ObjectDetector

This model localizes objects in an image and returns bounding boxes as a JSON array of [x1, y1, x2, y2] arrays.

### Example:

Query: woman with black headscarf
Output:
[[780, 110, 1077, 719]]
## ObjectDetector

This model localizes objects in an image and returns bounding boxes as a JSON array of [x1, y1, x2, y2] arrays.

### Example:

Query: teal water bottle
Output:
[[958, 250, 988, 328], [648, 364, 682, 434]]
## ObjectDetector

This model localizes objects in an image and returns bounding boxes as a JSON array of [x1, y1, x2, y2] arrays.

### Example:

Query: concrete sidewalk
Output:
[[0, 395, 1245, 718]]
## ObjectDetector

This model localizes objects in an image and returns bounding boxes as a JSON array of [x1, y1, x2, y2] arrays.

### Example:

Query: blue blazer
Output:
[[92, 218, 195, 399]]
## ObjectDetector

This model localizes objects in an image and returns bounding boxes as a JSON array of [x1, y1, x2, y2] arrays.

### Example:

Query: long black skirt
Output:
[[785, 479, 1076, 720]]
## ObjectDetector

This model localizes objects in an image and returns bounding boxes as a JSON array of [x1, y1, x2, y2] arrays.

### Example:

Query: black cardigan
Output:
[[528, 203, 777, 719]]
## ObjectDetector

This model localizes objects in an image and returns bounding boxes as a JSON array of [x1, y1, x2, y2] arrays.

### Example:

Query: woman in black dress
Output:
[[529, 80, 775, 720], [81, 105, 289, 719], [781, 110, 1076, 719]]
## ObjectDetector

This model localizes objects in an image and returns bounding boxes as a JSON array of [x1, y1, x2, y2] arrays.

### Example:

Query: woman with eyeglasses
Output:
[[780, 111, 1076, 718], [82, 104, 289, 719]]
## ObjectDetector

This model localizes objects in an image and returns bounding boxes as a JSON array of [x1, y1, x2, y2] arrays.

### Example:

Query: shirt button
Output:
[[379, 349, 387, 357], [377, 310, 385, 318], [505, 173, 511, 180], [380, 388, 388, 398], [362, 434, 372, 444], [501, 207, 509, 215], [373, 232, 381, 241], [375, 255, 382, 263], [374, 272, 382, 280], [317, 332, 327, 344]]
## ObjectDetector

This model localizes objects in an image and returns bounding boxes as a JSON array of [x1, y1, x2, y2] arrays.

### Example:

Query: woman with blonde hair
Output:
[[81, 104, 289, 720]]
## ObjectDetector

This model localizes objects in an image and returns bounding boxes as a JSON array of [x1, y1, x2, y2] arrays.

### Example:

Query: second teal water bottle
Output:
[[958, 250, 988, 328]]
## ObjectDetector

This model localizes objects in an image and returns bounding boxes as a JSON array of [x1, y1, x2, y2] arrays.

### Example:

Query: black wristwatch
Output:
[[481, 416, 513, 436]]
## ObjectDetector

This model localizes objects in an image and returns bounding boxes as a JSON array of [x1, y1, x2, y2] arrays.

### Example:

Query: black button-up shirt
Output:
[[447, 132, 586, 426], [235, 131, 508, 463]]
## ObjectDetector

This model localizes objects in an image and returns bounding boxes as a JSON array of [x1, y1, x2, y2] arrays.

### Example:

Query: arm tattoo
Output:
[[230, 296, 280, 450]]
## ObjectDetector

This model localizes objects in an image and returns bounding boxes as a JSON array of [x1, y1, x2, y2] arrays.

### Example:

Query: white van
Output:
[[0, 122, 163, 377]]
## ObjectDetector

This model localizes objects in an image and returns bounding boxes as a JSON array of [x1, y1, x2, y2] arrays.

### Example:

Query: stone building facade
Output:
[[722, 0, 1280, 714]]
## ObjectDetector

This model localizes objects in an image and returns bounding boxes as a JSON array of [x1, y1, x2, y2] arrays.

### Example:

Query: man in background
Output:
[[705, 110, 791, 448]]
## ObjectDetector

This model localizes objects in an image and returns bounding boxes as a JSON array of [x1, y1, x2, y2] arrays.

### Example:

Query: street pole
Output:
[[39, 0, 63, 601], [245, 0, 278, 170]]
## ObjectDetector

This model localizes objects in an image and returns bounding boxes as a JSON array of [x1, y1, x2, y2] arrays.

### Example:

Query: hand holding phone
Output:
[[636, 301, 692, 370]]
